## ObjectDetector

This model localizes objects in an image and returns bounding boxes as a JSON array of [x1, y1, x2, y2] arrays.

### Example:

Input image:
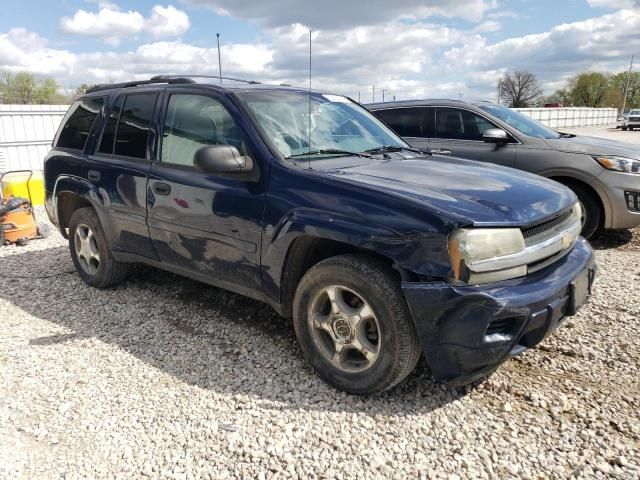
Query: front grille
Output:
[[625, 191, 640, 212], [629, 116, 640, 121], [521, 210, 572, 240]]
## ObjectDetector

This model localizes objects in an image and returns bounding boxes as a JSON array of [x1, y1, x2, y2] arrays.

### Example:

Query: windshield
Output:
[[236, 90, 407, 160], [630, 110, 640, 115], [479, 104, 561, 139]]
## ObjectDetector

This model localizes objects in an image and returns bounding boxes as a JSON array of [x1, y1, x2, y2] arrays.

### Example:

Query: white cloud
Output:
[[2, 3, 640, 100], [145, 5, 191, 38], [60, 4, 190, 45], [185, 0, 497, 28], [586, 0, 639, 8]]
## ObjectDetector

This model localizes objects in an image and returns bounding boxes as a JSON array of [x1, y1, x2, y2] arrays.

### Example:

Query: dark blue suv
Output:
[[44, 76, 595, 394]]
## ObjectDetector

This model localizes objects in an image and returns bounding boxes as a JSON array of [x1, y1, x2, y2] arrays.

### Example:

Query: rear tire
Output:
[[622, 127, 628, 131], [293, 254, 421, 395], [68, 207, 128, 288], [564, 183, 602, 240]]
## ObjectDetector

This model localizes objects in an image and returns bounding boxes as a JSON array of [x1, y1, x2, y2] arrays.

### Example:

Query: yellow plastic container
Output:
[[1, 170, 45, 206]]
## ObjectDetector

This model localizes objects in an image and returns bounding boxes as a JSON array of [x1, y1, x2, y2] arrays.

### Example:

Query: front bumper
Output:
[[402, 237, 596, 385], [594, 170, 640, 229]]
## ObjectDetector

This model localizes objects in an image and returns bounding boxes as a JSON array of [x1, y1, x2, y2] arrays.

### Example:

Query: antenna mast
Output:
[[307, 29, 312, 170], [216, 33, 222, 85]]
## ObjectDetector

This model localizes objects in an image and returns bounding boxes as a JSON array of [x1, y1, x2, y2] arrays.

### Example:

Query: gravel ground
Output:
[[2, 169, 640, 478]]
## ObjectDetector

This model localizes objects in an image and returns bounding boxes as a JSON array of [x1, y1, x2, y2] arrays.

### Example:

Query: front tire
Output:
[[566, 183, 602, 240], [68, 207, 128, 288], [293, 254, 421, 394]]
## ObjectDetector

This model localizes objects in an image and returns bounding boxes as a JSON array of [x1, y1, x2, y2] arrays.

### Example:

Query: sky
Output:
[[0, 0, 639, 101]]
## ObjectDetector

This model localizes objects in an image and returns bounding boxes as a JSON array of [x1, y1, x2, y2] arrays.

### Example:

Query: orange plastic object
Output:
[[2, 205, 37, 243]]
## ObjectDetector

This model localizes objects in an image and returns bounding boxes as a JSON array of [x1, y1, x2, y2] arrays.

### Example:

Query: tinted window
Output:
[[161, 94, 246, 167], [114, 94, 157, 159], [374, 107, 433, 137], [98, 96, 124, 154], [56, 98, 104, 150], [435, 108, 497, 141]]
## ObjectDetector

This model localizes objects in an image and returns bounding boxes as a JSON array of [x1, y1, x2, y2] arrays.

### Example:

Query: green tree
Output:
[[608, 71, 640, 110], [567, 72, 610, 107], [0, 71, 67, 104]]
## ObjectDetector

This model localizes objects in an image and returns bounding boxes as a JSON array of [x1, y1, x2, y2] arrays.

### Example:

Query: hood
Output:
[[545, 135, 640, 158], [323, 156, 576, 227]]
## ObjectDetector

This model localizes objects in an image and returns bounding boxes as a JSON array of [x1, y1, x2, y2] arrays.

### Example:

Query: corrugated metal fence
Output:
[[0, 104, 619, 172], [513, 107, 617, 129], [0, 105, 68, 172]]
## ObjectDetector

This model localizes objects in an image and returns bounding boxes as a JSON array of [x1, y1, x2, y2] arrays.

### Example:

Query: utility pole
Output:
[[358, 91, 360, 103], [372, 85, 375, 103], [382, 89, 385, 102], [393, 95, 396, 102], [216, 33, 222, 84], [622, 55, 635, 114]]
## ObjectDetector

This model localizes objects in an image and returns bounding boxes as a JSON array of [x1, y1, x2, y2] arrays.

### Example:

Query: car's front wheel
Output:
[[293, 254, 421, 394], [68, 207, 128, 288]]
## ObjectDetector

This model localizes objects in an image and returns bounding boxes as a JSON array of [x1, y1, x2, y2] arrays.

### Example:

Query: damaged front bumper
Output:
[[402, 237, 596, 385]]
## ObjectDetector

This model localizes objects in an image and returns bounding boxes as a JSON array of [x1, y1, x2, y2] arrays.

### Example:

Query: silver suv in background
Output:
[[368, 99, 640, 239], [622, 109, 640, 131]]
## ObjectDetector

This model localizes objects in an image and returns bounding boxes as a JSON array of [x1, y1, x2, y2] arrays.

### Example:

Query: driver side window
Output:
[[161, 94, 246, 166]]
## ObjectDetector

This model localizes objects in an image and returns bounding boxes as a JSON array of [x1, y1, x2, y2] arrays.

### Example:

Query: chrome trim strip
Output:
[[468, 220, 581, 273]]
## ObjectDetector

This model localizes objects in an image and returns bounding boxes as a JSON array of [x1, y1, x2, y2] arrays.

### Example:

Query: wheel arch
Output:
[[547, 175, 607, 227]]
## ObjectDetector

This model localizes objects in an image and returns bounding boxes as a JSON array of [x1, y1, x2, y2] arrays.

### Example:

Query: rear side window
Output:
[[435, 108, 497, 141], [97, 93, 157, 159], [56, 98, 104, 150], [373, 107, 433, 138], [98, 96, 124, 154]]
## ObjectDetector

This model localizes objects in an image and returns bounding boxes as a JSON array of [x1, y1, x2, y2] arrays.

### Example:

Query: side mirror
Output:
[[193, 145, 258, 181], [482, 128, 509, 144]]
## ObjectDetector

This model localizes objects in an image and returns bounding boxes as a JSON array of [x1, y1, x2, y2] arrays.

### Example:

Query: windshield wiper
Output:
[[286, 149, 374, 159], [363, 145, 426, 155]]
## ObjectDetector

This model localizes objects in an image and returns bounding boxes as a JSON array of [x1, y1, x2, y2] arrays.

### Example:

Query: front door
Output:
[[428, 107, 516, 167], [146, 90, 266, 293]]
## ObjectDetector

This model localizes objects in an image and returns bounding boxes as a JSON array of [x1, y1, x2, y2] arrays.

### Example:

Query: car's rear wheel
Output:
[[292, 254, 421, 394], [565, 183, 602, 240], [68, 207, 128, 287], [622, 126, 628, 131]]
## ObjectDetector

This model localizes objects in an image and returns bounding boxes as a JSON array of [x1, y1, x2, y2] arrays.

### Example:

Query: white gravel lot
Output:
[[1, 129, 640, 479]]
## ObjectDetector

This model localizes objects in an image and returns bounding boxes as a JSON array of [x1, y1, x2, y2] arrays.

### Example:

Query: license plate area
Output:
[[568, 269, 592, 315]]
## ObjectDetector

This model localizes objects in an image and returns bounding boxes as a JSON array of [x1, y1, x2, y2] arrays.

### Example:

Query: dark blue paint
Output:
[[44, 83, 594, 385]]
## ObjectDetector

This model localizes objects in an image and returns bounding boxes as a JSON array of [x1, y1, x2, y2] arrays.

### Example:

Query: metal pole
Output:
[[216, 33, 222, 84], [358, 91, 360, 103], [622, 55, 634, 114], [372, 85, 375, 103], [393, 95, 396, 102], [382, 89, 385, 102]]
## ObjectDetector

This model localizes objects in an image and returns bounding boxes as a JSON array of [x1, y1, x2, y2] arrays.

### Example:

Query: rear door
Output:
[[372, 107, 434, 151], [428, 107, 516, 167], [86, 90, 160, 257], [146, 89, 265, 293]]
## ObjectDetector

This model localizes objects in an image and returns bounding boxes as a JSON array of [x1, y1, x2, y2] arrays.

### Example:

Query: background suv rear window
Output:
[[110, 93, 157, 159], [56, 98, 104, 151]]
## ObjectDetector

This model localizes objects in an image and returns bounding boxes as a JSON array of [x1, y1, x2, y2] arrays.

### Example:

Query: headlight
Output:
[[593, 155, 640, 174], [448, 228, 526, 284]]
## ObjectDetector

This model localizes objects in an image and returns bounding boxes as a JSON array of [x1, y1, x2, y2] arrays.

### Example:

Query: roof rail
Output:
[[150, 74, 262, 85], [86, 77, 196, 94]]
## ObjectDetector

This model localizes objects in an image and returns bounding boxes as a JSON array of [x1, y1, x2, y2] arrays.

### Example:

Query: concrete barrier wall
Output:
[[0, 105, 69, 172], [513, 107, 617, 129]]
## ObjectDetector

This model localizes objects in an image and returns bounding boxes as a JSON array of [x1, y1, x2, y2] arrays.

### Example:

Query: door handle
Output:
[[153, 182, 171, 195], [430, 149, 452, 156], [87, 170, 101, 182]]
